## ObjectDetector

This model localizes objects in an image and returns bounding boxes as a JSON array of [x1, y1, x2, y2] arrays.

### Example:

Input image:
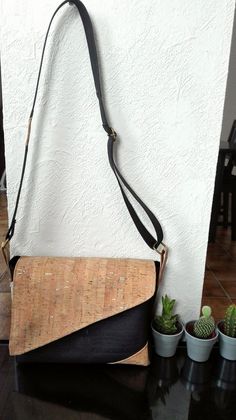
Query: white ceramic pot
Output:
[[217, 321, 236, 361], [151, 322, 184, 358], [185, 321, 218, 363]]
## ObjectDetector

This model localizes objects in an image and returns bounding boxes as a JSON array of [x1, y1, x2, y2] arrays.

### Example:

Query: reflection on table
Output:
[[0, 346, 235, 420]]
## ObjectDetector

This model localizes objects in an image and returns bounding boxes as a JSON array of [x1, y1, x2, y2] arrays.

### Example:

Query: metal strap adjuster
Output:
[[1, 238, 9, 251], [109, 127, 117, 141], [153, 241, 167, 255]]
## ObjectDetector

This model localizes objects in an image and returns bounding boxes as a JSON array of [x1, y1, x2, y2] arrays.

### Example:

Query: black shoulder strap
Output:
[[4, 0, 165, 256]]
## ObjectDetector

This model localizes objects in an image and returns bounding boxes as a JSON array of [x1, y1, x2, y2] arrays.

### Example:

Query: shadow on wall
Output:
[[220, 5, 236, 142]]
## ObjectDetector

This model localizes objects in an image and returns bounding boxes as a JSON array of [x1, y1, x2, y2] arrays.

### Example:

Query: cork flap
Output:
[[9, 257, 156, 355]]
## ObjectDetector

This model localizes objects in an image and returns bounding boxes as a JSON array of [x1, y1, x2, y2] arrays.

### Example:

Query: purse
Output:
[[1, 0, 168, 366]]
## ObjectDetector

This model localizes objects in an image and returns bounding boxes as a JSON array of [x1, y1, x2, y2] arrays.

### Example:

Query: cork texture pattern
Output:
[[10, 256, 156, 355]]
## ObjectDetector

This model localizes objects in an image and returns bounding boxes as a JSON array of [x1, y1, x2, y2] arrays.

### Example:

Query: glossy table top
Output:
[[0, 344, 235, 420]]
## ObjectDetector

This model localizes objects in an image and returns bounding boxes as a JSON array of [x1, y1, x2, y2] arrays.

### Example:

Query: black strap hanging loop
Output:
[[3, 0, 165, 256]]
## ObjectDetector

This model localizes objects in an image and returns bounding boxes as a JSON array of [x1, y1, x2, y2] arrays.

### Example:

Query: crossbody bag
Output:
[[1, 0, 168, 366]]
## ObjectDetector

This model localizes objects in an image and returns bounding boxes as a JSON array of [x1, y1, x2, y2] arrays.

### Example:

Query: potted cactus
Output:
[[217, 304, 236, 360], [151, 295, 183, 358], [185, 306, 218, 362]]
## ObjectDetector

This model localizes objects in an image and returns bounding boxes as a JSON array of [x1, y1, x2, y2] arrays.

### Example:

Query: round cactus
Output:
[[193, 306, 215, 339], [224, 304, 236, 337]]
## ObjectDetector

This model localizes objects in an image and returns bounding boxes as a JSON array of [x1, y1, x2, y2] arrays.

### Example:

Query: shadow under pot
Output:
[[151, 321, 184, 358], [185, 321, 218, 363], [181, 356, 211, 392], [213, 354, 236, 390], [217, 321, 236, 361], [150, 354, 179, 387]]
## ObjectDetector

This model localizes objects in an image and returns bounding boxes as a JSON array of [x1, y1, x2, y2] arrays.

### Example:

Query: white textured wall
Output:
[[1, 0, 234, 321]]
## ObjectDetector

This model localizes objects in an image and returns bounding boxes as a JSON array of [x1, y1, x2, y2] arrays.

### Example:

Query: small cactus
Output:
[[153, 295, 178, 334], [223, 304, 236, 338], [193, 306, 215, 339]]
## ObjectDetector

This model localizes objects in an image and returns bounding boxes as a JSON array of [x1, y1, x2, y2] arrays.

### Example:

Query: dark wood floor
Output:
[[202, 228, 236, 319], [0, 191, 235, 326]]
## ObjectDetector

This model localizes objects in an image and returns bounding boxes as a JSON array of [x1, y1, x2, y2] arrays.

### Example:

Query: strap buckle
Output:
[[1, 238, 9, 250], [109, 128, 117, 141], [153, 241, 167, 255], [1, 238, 10, 268], [153, 242, 168, 282]]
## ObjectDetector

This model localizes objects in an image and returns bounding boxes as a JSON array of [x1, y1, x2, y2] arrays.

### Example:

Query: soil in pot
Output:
[[186, 322, 217, 339]]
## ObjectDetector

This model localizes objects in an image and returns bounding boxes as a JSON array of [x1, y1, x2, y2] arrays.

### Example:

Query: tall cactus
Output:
[[224, 304, 236, 337], [153, 295, 178, 334], [193, 306, 215, 339]]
